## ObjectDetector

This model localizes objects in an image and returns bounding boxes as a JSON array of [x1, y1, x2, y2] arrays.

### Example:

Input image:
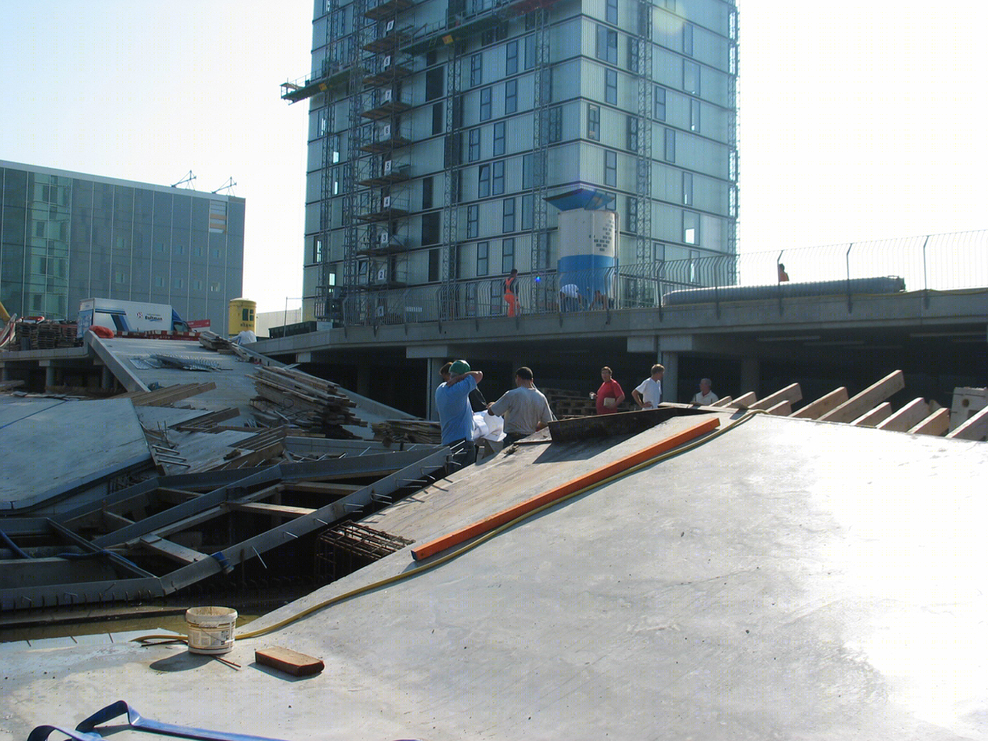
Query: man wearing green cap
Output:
[[435, 359, 484, 471]]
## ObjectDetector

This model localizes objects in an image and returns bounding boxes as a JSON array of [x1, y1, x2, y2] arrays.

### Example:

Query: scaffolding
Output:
[[634, 0, 654, 266]]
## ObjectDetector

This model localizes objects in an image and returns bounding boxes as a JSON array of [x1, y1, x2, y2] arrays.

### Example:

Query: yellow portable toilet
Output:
[[228, 298, 256, 336]]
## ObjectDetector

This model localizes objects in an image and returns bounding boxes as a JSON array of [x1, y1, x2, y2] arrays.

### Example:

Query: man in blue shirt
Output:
[[435, 359, 484, 471]]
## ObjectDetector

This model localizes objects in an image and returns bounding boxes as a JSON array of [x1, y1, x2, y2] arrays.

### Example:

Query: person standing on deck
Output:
[[592, 366, 625, 415], [503, 269, 520, 317], [435, 360, 484, 471]]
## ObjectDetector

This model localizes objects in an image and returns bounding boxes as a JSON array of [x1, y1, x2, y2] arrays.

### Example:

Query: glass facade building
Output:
[[0, 161, 245, 329], [290, 0, 737, 323]]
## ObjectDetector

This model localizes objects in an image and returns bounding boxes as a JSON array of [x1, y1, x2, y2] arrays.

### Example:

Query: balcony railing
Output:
[[324, 230, 987, 327]]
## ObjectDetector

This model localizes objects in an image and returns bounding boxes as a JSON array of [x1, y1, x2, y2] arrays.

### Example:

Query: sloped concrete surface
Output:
[[0, 397, 150, 509], [2, 415, 986, 740]]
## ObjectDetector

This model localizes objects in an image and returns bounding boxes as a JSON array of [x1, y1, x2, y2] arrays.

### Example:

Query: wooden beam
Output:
[[765, 400, 792, 416], [281, 482, 364, 496], [155, 487, 202, 505], [819, 371, 906, 424], [710, 396, 733, 408], [850, 403, 891, 427], [138, 534, 209, 565], [730, 392, 758, 408], [790, 387, 849, 419], [876, 398, 930, 433], [101, 510, 134, 530], [946, 405, 988, 441], [750, 383, 802, 411], [908, 408, 950, 437], [231, 502, 316, 518]]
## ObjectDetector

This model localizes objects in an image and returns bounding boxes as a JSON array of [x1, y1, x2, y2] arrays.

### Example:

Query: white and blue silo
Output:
[[547, 189, 618, 308]]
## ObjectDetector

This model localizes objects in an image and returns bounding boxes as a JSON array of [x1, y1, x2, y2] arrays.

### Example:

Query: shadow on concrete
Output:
[[148, 651, 213, 672]]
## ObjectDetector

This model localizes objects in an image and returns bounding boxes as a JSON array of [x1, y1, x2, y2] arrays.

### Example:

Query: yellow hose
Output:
[[135, 410, 764, 646]]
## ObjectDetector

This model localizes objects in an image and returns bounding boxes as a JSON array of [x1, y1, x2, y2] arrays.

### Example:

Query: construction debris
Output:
[[372, 419, 442, 445], [251, 366, 366, 438]]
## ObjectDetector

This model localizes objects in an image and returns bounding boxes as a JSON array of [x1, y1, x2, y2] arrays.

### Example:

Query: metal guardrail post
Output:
[[845, 243, 854, 312], [776, 249, 785, 316], [921, 234, 930, 308]]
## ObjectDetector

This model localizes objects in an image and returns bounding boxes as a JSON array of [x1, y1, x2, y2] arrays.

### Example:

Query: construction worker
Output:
[[503, 269, 519, 317]]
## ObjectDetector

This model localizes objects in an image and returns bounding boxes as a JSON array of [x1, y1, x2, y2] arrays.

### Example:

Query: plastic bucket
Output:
[[185, 606, 238, 655]]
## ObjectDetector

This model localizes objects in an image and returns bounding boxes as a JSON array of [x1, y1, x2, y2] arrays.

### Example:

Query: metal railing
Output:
[[330, 230, 987, 328]]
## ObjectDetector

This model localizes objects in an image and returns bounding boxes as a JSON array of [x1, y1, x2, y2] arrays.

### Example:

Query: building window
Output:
[[192, 246, 202, 257], [479, 164, 491, 197], [114, 272, 127, 284], [480, 87, 492, 121], [596, 25, 618, 64], [155, 242, 166, 253], [423, 176, 434, 209], [521, 194, 534, 229], [604, 150, 617, 186], [588, 104, 600, 141], [432, 102, 444, 135], [477, 241, 489, 275], [652, 242, 665, 263], [422, 211, 441, 245], [155, 276, 165, 288], [729, 187, 737, 217], [173, 277, 184, 289], [606, 0, 618, 25], [605, 69, 617, 105], [664, 128, 676, 162], [503, 198, 515, 232], [493, 121, 506, 156], [664, 0, 675, 10], [522, 153, 535, 188], [626, 116, 638, 151], [467, 204, 479, 237], [690, 98, 700, 132], [524, 34, 536, 69], [470, 53, 483, 87], [492, 160, 505, 195], [468, 128, 481, 162], [174, 244, 185, 255], [683, 210, 698, 245], [209, 282, 221, 292], [501, 238, 515, 272], [683, 23, 693, 56], [192, 279, 203, 290], [729, 149, 738, 182], [505, 79, 518, 114], [683, 171, 693, 206], [506, 40, 518, 75], [212, 247, 222, 258], [654, 86, 666, 120], [426, 66, 444, 101], [626, 197, 638, 233], [683, 60, 699, 95], [549, 106, 562, 142], [428, 248, 440, 282]]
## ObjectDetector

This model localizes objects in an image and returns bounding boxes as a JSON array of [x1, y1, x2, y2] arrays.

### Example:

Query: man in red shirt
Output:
[[593, 366, 625, 414]]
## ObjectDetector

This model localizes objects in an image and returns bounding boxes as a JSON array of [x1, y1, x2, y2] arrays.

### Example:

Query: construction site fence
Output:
[[334, 229, 988, 326]]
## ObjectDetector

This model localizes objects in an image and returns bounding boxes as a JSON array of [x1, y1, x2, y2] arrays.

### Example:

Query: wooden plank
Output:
[[850, 403, 891, 427], [126, 382, 217, 407], [946, 405, 988, 441], [231, 502, 315, 518], [729, 392, 757, 408], [908, 408, 950, 437], [710, 396, 733, 408], [819, 371, 906, 424], [750, 383, 802, 411], [548, 407, 709, 442], [101, 510, 135, 530], [155, 487, 202, 504], [138, 534, 209, 565], [255, 646, 324, 676], [765, 400, 791, 416], [876, 398, 930, 433], [173, 407, 241, 430], [282, 482, 364, 496], [790, 387, 849, 419]]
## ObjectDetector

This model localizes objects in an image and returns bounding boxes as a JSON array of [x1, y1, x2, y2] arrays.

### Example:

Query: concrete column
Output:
[[741, 357, 760, 396], [101, 365, 114, 391], [45, 365, 56, 389], [426, 357, 444, 421], [660, 351, 679, 404], [356, 365, 371, 398]]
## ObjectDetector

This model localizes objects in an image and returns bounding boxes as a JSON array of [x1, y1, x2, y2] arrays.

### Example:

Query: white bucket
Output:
[[185, 606, 238, 655]]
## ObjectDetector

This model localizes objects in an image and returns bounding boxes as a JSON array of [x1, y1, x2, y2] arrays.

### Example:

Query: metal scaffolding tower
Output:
[[529, 7, 551, 311], [634, 0, 654, 266]]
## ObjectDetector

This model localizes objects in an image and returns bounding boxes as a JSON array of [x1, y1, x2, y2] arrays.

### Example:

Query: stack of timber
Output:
[[372, 419, 442, 446], [541, 387, 597, 418], [198, 330, 251, 360], [121, 382, 218, 407], [251, 366, 365, 438], [14, 321, 80, 350]]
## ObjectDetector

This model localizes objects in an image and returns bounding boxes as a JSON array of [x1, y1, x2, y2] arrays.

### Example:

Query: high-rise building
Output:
[[287, 0, 737, 325], [0, 161, 245, 330]]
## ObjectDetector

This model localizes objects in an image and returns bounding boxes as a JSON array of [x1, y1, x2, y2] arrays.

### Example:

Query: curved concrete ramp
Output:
[[3, 414, 986, 740]]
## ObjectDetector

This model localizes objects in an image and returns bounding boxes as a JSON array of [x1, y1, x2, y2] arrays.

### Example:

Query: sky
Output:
[[2, 0, 984, 313]]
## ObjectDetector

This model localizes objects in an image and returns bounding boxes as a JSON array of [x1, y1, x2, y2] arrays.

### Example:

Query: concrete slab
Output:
[[2, 415, 986, 740], [0, 397, 151, 511]]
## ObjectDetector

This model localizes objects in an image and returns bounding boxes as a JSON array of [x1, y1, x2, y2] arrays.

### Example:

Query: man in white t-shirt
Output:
[[632, 364, 665, 409], [488, 366, 555, 444], [691, 378, 719, 405]]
